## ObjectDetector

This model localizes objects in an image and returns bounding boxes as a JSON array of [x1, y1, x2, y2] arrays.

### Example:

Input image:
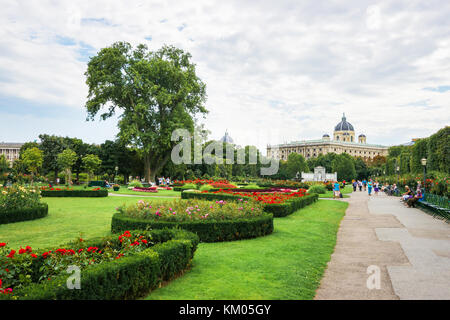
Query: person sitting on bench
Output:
[[406, 189, 422, 208], [401, 186, 413, 202]]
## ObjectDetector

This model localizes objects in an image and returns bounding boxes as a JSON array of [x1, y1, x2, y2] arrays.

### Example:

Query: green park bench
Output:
[[418, 192, 450, 222], [88, 181, 107, 188]]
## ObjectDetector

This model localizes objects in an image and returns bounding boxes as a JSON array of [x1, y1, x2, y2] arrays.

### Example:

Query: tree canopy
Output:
[[84, 42, 207, 182]]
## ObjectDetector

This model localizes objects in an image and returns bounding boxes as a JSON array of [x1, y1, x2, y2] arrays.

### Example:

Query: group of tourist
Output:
[[157, 176, 171, 186]]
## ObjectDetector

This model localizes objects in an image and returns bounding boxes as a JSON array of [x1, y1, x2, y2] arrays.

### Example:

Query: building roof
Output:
[[334, 113, 354, 131], [268, 139, 388, 149], [0, 142, 24, 149], [220, 130, 234, 144]]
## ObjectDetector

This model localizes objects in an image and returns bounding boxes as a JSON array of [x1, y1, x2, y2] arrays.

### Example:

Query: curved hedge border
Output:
[[111, 212, 274, 243], [0, 203, 48, 225], [1, 228, 199, 300], [41, 190, 108, 197], [181, 191, 319, 217]]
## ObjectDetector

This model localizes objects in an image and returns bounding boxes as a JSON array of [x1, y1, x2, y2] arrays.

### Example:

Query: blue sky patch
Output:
[[423, 85, 450, 92]]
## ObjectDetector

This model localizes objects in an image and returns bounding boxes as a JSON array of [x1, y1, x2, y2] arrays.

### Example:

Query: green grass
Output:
[[145, 199, 348, 300], [1, 196, 347, 300], [0, 196, 170, 250]]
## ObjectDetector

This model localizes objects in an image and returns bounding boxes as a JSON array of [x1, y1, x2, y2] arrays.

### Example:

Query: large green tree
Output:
[[84, 42, 207, 182], [21, 147, 43, 184], [82, 154, 102, 182], [286, 153, 308, 179], [57, 149, 78, 185]]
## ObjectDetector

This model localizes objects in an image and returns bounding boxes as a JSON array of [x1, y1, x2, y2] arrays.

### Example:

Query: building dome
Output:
[[334, 113, 354, 131], [358, 134, 366, 137], [220, 130, 234, 144], [323, 134, 330, 137]]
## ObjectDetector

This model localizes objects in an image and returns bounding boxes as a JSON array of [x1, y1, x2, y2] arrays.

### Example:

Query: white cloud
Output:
[[0, 0, 449, 152]]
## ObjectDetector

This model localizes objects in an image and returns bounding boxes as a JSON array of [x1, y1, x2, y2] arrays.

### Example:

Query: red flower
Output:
[[0, 243, 6, 247], [6, 250, 15, 258], [31, 253, 38, 258]]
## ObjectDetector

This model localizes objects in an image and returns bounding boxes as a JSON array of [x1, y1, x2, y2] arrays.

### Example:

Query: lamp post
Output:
[[115, 166, 119, 184], [421, 158, 427, 194]]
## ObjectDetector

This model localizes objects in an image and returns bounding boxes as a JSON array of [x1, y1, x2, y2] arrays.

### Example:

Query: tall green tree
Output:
[[84, 42, 207, 182], [57, 149, 78, 185], [286, 153, 308, 179], [331, 153, 356, 181], [38, 134, 66, 181], [82, 154, 102, 182], [0, 155, 9, 184], [21, 147, 43, 184]]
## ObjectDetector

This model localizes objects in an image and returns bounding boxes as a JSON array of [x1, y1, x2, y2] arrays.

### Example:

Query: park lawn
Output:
[[0, 196, 170, 250], [146, 199, 348, 300]]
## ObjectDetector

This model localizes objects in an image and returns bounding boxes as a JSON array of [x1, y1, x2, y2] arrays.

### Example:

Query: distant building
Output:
[[220, 130, 234, 144], [0, 142, 23, 164], [267, 114, 389, 161]]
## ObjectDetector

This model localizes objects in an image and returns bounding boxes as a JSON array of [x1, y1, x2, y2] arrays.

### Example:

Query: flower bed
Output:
[[111, 199, 273, 242], [0, 229, 198, 300], [181, 189, 319, 217], [40, 186, 108, 197], [132, 187, 158, 193], [0, 186, 48, 224]]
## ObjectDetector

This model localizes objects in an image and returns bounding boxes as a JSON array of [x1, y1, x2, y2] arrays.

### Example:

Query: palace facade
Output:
[[0, 142, 23, 164], [266, 114, 388, 161]]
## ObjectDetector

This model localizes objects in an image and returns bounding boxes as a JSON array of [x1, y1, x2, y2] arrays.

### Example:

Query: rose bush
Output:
[[0, 231, 154, 295], [116, 198, 264, 222], [0, 185, 41, 212]]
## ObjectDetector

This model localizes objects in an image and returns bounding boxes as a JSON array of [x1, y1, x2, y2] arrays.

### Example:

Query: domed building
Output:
[[220, 130, 234, 144], [266, 113, 388, 161]]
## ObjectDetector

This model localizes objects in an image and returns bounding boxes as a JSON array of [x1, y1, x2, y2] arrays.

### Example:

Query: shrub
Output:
[[181, 183, 197, 190], [40, 189, 108, 197], [199, 184, 213, 191], [0, 203, 48, 225], [0, 186, 41, 212], [112, 198, 273, 242], [111, 212, 273, 242], [307, 185, 327, 194], [181, 191, 318, 217], [0, 229, 198, 300], [128, 180, 143, 188]]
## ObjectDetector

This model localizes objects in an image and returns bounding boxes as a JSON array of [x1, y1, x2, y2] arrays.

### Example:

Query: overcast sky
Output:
[[0, 0, 449, 152]]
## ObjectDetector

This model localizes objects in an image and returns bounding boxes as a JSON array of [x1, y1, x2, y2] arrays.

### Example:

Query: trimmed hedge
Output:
[[0, 203, 49, 225], [41, 190, 108, 197], [181, 191, 319, 217], [111, 212, 274, 242], [1, 228, 199, 300]]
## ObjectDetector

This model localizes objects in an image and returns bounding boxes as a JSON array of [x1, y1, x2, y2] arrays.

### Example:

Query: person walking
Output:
[[362, 179, 367, 191], [352, 180, 357, 192], [374, 181, 379, 195], [358, 180, 363, 192], [367, 179, 373, 196], [333, 181, 341, 199]]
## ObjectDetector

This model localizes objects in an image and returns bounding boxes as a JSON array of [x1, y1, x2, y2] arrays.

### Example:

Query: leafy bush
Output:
[[112, 212, 273, 242], [0, 203, 48, 225], [199, 184, 213, 191], [0, 186, 41, 212], [128, 180, 143, 188], [181, 183, 197, 190], [181, 191, 319, 217], [0, 229, 198, 299], [116, 198, 265, 222], [307, 185, 327, 194], [40, 189, 108, 197]]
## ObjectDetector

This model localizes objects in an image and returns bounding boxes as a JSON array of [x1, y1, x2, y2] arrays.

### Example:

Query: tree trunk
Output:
[[144, 155, 152, 183]]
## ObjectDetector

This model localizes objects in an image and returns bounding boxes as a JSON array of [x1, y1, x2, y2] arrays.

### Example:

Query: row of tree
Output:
[[384, 126, 449, 176]]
